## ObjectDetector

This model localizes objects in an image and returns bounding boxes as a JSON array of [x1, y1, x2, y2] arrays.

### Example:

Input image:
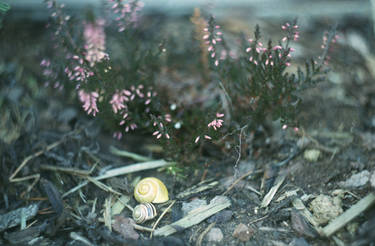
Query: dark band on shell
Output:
[[132, 203, 157, 224]]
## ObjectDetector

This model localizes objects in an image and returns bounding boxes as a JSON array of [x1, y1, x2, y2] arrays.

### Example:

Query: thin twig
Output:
[[116, 195, 134, 212], [196, 222, 216, 246], [223, 169, 261, 195], [86, 176, 122, 196], [150, 200, 176, 238], [40, 164, 93, 176], [70, 232, 95, 246], [234, 125, 248, 179], [133, 224, 154, 232], [249, 215, 269, 225], [9, 139, 64, 182]]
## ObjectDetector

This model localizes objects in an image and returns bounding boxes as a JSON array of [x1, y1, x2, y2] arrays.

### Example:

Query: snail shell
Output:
[[132, 203, 157, 224], [134, 177, 169, 203]]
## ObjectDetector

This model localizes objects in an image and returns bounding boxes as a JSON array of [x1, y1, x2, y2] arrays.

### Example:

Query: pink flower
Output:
[[111, 0, 144, 32], [109, 91, 127, 113], [208, 113, 224, 130], [164, 114, 172, 122], [84, 19, 108, 66], [113, 131, 123, 140], [78, 90, 99, 116], [194, 136, 200, 144]]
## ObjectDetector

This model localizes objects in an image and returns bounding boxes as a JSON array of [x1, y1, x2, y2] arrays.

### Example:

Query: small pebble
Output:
[[206, 227, 223, 242], [207, 210, 232, 224], [303, 149, 321, 162], [310, 194, 343, 225], [289, 237, 311, 246], [340, 170, 370, 188], [371, 171, 375, 189], [112, 216, 139, 240], [233, 223, 253, 242]]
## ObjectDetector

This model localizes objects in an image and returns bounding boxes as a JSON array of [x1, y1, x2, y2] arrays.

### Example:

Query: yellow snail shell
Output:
[[132, 203, 157, 224], [134, 177, 169, 203]]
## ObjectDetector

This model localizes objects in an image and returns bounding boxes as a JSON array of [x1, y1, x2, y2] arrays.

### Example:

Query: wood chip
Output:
[[292, 198, 323, 235], [0, 203, 39, 232], [261, 174, 286, 208]]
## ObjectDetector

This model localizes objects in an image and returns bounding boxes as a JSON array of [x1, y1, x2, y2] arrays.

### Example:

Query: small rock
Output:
[[112, 216, 139, 240], [370, 171, 375, 189], [310, 194, 343, 225], [233, 223, 253, 242], [207, 210, 233, 224], [297, 137, 311, 149], [303, 149, 321, 162], [238, 160, 255, 174], [340, 170, 370, 188], [181, 199, 207, 216], [289, 237, 311, 246], [206, 227, 223, 242], [291, 209, 318, 238], [346, 222, 359, 237], [360, 132, 375, 150]]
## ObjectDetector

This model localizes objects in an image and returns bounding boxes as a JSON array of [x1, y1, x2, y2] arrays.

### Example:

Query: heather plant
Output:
[[0, 2, 10, 28], [202, 17, 336, 132], [41, 1, 336, 170]]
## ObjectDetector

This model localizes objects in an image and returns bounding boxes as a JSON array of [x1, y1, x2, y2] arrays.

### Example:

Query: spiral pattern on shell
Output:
[[134, 177, 169, 203], [132, 203, 157, 224]]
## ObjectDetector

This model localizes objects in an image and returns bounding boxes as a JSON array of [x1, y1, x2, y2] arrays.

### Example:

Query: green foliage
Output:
[[0, 2, 10, 29]]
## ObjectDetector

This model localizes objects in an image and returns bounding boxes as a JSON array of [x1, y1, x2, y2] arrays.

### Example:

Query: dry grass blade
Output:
[[109, 146, 153, 162], [260, 174, 286, 208], [9, 129, 80, 197], [177, 180, 219, 199], [62, 159, 173, 198], [292, 198, 323, 235], [103, 195, 113, 231], [322, 192, 375, 237], [153, 196, 231, 237]]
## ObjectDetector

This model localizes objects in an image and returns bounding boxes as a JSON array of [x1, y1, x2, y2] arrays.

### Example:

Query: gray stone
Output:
[[206, 227, 223, 242], [207, 210, 232, 224], [340, 170, 370, 188], [289, 237, 311, 246], [371, 171, 375, 189]]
